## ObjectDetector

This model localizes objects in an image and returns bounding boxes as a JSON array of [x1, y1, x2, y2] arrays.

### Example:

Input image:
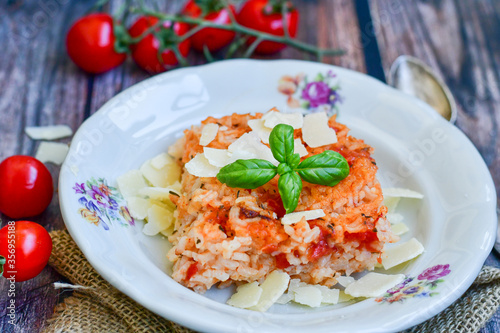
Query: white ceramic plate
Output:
[[59, 59, 496, 333]]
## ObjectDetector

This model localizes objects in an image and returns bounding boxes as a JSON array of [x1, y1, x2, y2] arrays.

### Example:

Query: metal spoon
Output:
[[388, 55, 457, 123], [388, 55, 500, 255]]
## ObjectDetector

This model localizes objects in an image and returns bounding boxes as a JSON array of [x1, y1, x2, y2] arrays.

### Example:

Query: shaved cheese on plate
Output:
[[262, 110, 303, 129], [383, 188, 424, 199], [344, 273, 405, 298], [317, 285, 340, 304], [294, 138, 308, 157], [143, 204, 174, 236], [287, 279, 306, 293], [35, 141, 69, 164], [199, 123, 219, 146], [227, 282, 263, 309], [383, 196, 401, 213], [281, 209, 325, 225], [293, 286, 322, 307], [302, 112, 337, 148], [275, 292, 294, 304], [185, 154, 220, 177], [228, 131, 278, 165], [117, 170, 147, 198], [25, 125, 73, 140], [338, 290, 355, 303], [382, 238, 424, 270], [248, 119, 272, 144], [150, 153, 173, 170], [138, 187, 180, 201], [386, 213, 404, 224], [141, 159, 181, 187], [391, 222, 409, 236], [203, 147, 231, 167], [248, 270, 290, 312], [336, 276, 355, 287], [168, 136, 186, 160], [126, 197, 151, 220]]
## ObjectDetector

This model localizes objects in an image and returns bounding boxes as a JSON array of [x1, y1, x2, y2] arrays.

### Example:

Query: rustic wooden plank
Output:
[[0, 0, 96, 332], [370, 0, 500, 202], [370, 1, 500, 332], [316, 0, 367, 72]]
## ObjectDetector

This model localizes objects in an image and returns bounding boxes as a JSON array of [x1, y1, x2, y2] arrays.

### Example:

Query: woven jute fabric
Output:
[[43, 229, 500, 333]]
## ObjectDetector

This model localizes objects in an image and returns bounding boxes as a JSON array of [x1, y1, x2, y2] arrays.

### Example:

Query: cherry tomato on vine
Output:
[[181, 0, 236, 52], [129, 16, 190, 73], [237, 0, 299, 55], [66, 13, 127, 74], [0, 156, 53, 219], [0, 221, 53, 282]]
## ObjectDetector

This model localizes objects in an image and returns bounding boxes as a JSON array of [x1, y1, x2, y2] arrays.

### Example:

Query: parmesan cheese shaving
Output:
[[143, 204, 174, 236], [117, 170, 147, 198], [203, 147, 231, 167], [25, 125, 73, 140], [227, 282, 263, 309], [293, 286, 322, 307], [302, 112, 337, 148], [185, 154, 220, 177], [294, 138, 308, 157], [228, 131, 278, 165], [391, 222, 409, 236], [281, 209, 325, 225], [140, 158, 181, 187], [262, 110, 303, 129], [150, 153, 173, 170], [382, 238, 424, 270], [35, 141, 69, 165], [126, 197, 151, 220], [383, 188, 424, 199], [336, 276, 355, 287], [199, 123, 219, 146], [168, 136, 186, 160], [248, 270, 290, 312], [386, 213, 404, 224], [247, 119, 271, 144], [344, 273, 405, 298]]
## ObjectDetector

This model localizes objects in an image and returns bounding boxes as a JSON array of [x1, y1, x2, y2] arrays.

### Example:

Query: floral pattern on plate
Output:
[[278, 70, 342, 115], [375, 264, 451, 304], [73, 177, 134, 230]]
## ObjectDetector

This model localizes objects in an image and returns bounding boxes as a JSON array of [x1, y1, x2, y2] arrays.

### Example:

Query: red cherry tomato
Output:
[[0, 221, 53, 282], [66, 13, 126, 74], [182, 0, 236, 52], [0, 156, 53, 219], [129, 16, 191, 73], [237, 0, 299, 55]]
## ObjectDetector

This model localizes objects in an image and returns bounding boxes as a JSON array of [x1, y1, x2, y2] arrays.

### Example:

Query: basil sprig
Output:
[[216, 124, 350, 213]]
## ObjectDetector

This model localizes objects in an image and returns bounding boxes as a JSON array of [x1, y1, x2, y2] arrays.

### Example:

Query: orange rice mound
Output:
[[167, 112, 397, 293]]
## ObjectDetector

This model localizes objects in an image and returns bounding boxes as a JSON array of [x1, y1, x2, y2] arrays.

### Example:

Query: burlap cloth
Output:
[[42, 229, 500, 333]]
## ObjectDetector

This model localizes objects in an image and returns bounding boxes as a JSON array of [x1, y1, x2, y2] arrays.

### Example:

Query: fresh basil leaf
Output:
[[278, 172, 302, 214], [277, 162, 292, 176], [288, 153, 301, 169], [269, 124, 295, 164], [217, 159, 277, 189], [295, 150, 349, 186]]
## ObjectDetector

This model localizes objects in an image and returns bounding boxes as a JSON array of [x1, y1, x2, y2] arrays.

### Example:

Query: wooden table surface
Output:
[[1, 0, 499, 332]]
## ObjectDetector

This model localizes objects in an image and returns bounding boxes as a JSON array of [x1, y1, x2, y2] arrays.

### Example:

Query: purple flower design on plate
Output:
[[277, 71, 343, 116], [301, 81, 331, 108], [375, 264, 451, 304], [73, 183, 86, 194], [418, 264, 451, 281], [73, 177, 134, 230]]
